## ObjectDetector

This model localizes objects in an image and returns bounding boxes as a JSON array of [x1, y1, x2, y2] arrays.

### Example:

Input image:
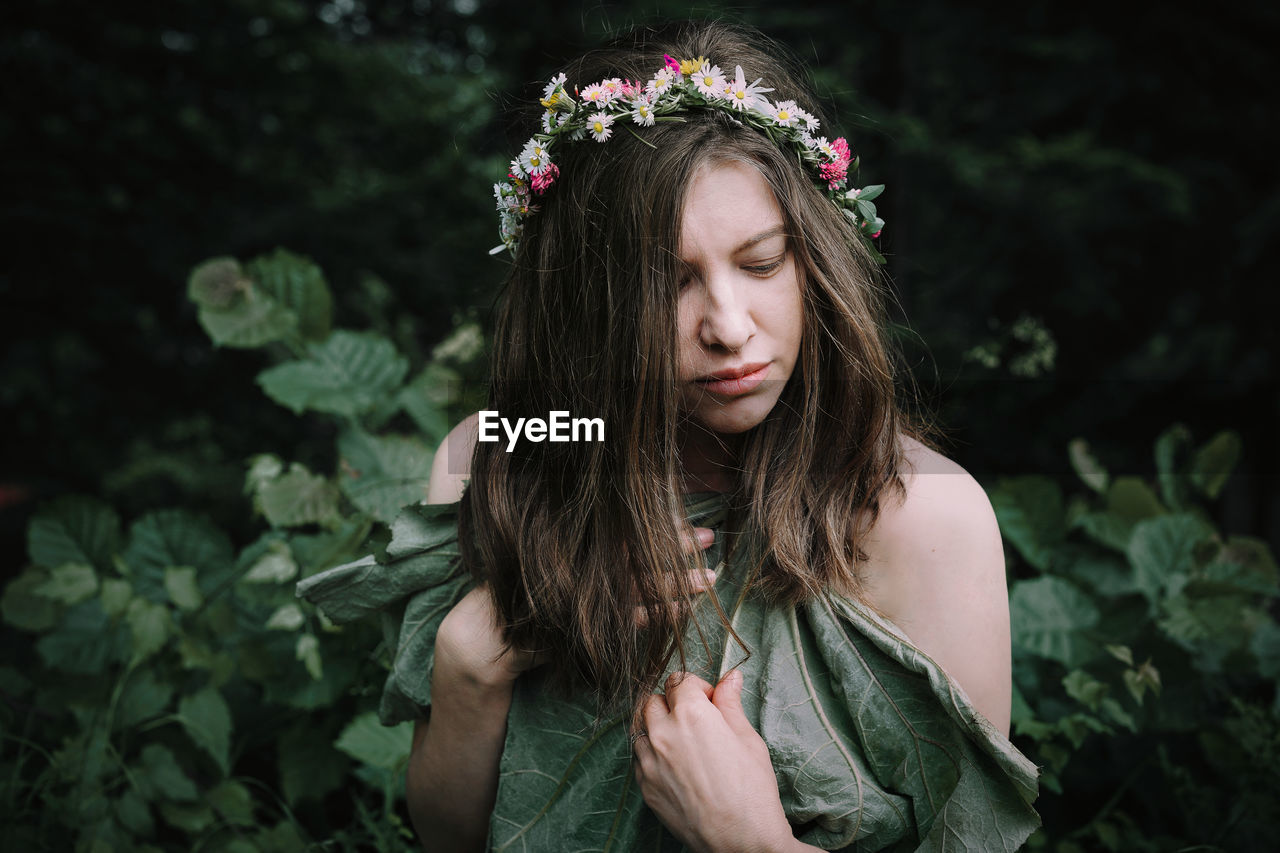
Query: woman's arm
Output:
[[405, 586, 528, 852], [405, 416, 519, 852]]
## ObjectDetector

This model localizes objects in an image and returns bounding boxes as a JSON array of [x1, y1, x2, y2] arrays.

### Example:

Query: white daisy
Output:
[[691, 61, 726, 99], [647, 67, 676, 98], [630, 95, 656, 126], [519, 139, 552, 175], [767, 99, 800, 127], [587, 111, 614, 142], [599, 77, 624, 103], [724, 65, 773, 111], [542, 72, 567, 100], [509, 158, 528, 181], [794, 107, 819, 132], [541, 111, 560, 134], [580, 82, 606, 106]]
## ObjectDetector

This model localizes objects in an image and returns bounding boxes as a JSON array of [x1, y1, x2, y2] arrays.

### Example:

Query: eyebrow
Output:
[[734, 225, 787, 253]]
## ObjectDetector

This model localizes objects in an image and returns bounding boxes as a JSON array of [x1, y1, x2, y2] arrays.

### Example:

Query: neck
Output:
[[677, 423, 742, 494]]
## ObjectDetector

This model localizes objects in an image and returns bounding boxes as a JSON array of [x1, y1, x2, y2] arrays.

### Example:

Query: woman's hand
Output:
[[632, 670, 818, 853]]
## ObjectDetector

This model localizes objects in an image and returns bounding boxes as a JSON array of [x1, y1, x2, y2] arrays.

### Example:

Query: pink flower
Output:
[[819, 161, 848, 189], [830, 137, 852, 168], [664, 54, 680, 73], [870, 229, 882, 239], [531, 163, 560, 195]]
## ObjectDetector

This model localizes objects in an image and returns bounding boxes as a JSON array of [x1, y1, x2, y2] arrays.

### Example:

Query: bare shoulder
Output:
[[426, 412, 480, 505], [858, 435, 1012, 735]]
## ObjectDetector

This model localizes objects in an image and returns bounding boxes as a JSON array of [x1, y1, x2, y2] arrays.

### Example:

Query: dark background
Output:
[[3, 0, 1277, 566]]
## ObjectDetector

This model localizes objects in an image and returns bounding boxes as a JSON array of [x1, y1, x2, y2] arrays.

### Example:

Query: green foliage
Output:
[[0, 249, 480, 852], [997, 430, 1280, 851]]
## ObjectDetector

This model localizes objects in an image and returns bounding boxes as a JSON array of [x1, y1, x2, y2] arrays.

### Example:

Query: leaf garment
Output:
[[297, 492, 1041, 851]]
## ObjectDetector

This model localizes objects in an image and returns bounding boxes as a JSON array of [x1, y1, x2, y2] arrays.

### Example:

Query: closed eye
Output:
[[743, 254, 785, 276]]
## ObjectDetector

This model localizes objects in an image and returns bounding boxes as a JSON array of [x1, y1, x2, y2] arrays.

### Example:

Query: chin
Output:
[[689, 395, 780, 435]]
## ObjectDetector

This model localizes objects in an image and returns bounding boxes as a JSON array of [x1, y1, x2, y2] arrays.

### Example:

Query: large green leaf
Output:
[[1, 570, 61, 632], [179, 686, 233, 774], [300, 494, 1040, 851], [195, 288, 298, 349], [120, 510, 235, 604], [396, 362, 459, 445], [27, 495, 121, 573], [989, 476, 1065, 571], [116, 669, 174, 729], [337, 429, 433, 523], [1127, 513, 1216, 605], [256, 330, 409, 416], [1190, 430, 1241, 499], [1009, 576, 1100, 666], [246, 248, 333, 343], [256, 464, 341, 528], [334, 712, 413, 770], [36, 599, 129, 674]]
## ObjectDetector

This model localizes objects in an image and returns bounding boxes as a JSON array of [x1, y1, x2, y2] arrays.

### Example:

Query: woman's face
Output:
[[676, 160, 804, 435]]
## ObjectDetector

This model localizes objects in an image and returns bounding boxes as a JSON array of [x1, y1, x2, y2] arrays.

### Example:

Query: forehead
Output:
[[678, 160, 784, 257]]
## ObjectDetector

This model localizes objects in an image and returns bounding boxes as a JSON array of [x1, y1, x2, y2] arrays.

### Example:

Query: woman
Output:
[[300, 20, 1039, 852]]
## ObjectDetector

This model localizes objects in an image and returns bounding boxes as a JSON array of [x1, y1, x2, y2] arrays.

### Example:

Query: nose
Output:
[[696, 273, 755, 352]]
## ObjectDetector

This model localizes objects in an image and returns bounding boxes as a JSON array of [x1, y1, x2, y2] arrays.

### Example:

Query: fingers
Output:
[[632, 567, 718, 628], [711, 668, 755, 736], [665, 671, 714, 705], [681, 525, 716, 555]]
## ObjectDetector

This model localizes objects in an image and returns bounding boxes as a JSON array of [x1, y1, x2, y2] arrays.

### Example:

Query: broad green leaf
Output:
[[158, 801, 214, 833], [257, 464, 341, 528], [267, 603, 305, 631], [335, 712, 413, 770], [187, 256, 246, 309], [163, 566, 203, 610], [1063, 549, 1137, 598], [27, 495, 121, 572], [1123, 659, 1161, 704], [196, 291, 298, 349], [278, 723, 349, 806], [121, 510, 235, 604], [189, 257, 298, 349], [989, 476, 1065, 571], [1106, 644, 1134, 666], [337, 429, 433, 523], [117, 668, 174, 729], [136, 743, 198, 801], [126, 598, 173, 661], [1068, 438, 1109, 493], [2, 569, 61, 631], [1010, 576, 1100, 666], [1100, 698, 1137, 732], [397, 362, 459, 444], [115, 786, 154, 836], [854, 183, 885, 201], [300, 494, 1040, 850], [290, 517, 373, 577], [243, 541, 298, 584], [37, 599, 127, 674], [254, 821, 308, 852], [100, 578, 132, 617], [1127, 513, 1216, 604], [295, 634, 322, 680], [179, 686, 233, 774], [1190, 430, 1241, 498], [246, 248, 333, 343], [1062, 669, 1108, 711], [256, 330, 409, 416], [207, 779, 255, 825], [1106, 477, 1165, 523]]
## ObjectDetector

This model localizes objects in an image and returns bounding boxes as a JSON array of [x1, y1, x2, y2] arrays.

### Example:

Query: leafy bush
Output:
[[3, 250, 1275, 851], [0, 251, 483, 852], [997, 428, 1280, 851]]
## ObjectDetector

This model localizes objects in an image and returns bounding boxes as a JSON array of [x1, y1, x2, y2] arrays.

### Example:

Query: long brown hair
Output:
[[459, 20, 933, 710]]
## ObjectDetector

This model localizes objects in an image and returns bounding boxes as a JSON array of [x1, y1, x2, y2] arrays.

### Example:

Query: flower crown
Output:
[[492, 55, 886, 261]]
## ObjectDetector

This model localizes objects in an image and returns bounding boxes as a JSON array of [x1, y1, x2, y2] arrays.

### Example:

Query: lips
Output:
[[694, 362, 770, 396]]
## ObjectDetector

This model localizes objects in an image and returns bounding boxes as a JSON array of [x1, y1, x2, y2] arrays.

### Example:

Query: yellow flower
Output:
[[678, 56, 707, 76]]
